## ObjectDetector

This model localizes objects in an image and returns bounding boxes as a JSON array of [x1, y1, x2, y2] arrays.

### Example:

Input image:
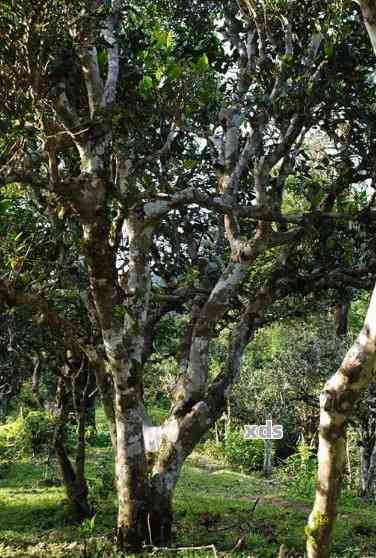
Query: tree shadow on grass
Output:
[[0, 461, 47, 490], [0, 499, 70, 536]]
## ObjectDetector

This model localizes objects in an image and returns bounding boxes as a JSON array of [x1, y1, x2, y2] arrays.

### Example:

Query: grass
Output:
[[0, 409, 376, 557]]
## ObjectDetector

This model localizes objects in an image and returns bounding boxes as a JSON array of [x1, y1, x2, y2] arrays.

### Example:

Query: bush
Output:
[[23, 411, 55, 453], [0, 410, 54, 458], [89, 429, 111, 448], [200, 439, 226, 463], [89, 457, 115, 498], [222, 426, 265, 472], [277, 439, 317, 498]]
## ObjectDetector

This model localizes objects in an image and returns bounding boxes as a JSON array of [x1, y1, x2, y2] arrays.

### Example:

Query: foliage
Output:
[[220, 426, 265, 473], [87, 429, 111, 449], [0, 410, 55, 459], [88, 456, 115, 500], [277, 439, 317, 499], [230, 314, 351, 454]]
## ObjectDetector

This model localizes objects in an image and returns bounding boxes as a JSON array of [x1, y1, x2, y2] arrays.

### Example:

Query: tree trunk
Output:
[[334, 302, 349, 337], [263, 439, 273, 478], [148, 478, 174, 546], [114, 387, 150, 550], [306, 285, 376, 558], [55, 436, 92, 519], [345, 436, 352, 488], [360, 443, 370, 496], [365, 442, 376, 496], [360, 0, 376, 56], [360, 434, 376, 499], [54, 362, 92, 520]]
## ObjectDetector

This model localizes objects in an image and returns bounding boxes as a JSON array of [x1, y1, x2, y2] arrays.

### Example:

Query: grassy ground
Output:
[[1, 410, 376, 558]]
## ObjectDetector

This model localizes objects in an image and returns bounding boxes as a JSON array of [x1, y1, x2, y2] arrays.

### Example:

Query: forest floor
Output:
[[1, 411, 376, 558]]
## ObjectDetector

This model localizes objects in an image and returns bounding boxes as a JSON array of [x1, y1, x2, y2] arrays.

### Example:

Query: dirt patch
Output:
[[238, 495, 311, 514], [188, 453, 224, 471]]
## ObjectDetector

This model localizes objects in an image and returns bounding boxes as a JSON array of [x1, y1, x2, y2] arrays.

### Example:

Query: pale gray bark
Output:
[[360, 443, 369, 495], [307, 285, 376, 558], [263, 439, 273, 478], [359, 0, 376, 56]]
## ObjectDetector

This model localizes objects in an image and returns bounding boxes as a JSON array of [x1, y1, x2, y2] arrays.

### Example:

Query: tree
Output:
[[306, 2, 376, 556], [306, 286, 376, 558], [1, 0, 376, 551]]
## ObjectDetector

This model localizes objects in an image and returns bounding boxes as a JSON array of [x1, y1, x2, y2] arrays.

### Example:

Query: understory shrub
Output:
[[222, 426, 265, 472], [277, 439, 317, 498], [0, 410, 54, 458], [89, 456, 115, 498], [88, 429, 111, 448]]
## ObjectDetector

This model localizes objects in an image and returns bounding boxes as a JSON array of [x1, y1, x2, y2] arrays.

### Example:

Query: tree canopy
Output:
[[1, 1, 376, 556]]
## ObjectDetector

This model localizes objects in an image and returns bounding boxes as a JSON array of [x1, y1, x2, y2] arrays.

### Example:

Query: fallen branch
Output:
[[144, 543, 218, 557]]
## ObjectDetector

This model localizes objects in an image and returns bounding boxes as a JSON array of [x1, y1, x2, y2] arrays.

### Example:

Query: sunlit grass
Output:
[[1, 409, 376, 557]]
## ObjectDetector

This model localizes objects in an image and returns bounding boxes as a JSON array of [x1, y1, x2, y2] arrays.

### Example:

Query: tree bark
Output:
[[360, 0, 376, 56], [114, 394, 150, 550], [361, 440, 376, 498], [360, 442, 370, 496], [54, 373, 92, 519], [112, 216, 153, 550], [334, 302, 349, 337], [55, 436, 92, 519], [359, 404, 376, 499], [306, 285, 376, 558], [263, 439, 273, 478], [148, 473, 174, 546]]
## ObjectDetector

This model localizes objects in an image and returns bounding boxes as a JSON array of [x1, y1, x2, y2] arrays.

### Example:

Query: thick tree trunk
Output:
[[306, 285, 376, 558], [148, 478, 173, 546], [114, 390, 150, 550]]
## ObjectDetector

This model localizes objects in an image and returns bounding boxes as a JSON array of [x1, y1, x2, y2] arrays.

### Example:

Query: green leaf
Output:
[[0, 199, 11, 214], [183, 159, 195, 169], [155, 66, 165, 81], [168, 63, 183, 80], [114, 305, 126, 318], [140, 76, 154, 92], [166, 31, 174, 50], [153, 27, 166, 49], [324, 43, 334, 58], [57, 205, 66, 219], [326, 239, 337, 250], [112, 113, 123, 125], [13, 231, 24, 242], [196, 53, 209, 74]]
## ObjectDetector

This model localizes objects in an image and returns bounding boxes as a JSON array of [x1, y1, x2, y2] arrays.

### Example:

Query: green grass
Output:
[[1, 410, 376, 557]]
